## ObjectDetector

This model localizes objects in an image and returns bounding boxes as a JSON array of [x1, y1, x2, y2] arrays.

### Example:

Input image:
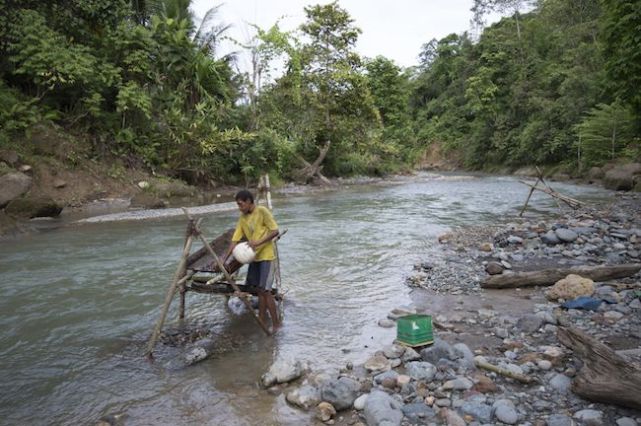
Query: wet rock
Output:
[[387, 307, 416, 320], [96, 413, 127, 426], [378, 319, 395, 328], [396, 375, 410, 386], [401, 402, 435, 421], [495, 327, 509, 338], [546, 414, 577, 426], [420, 339, 456, 364], [537, 360, 552, 370], [549, 373, 572, 394], [460, 397, 492, 423], [404, 361, 436, 381], [286, 384, 321, 410], [472, 373, 498, 393], [0, 172, 32, 208], [316, 401, 336, 422], [364, 354, 391, 373], [542, 230, 561, 245], [183, 347, 208, 365], [508, 235, 524, 245], [603, 310, 624, 323], [573, 409, 604, 426], [556, 228, 579, 243], [486, 261, 504, 275], [373, 370, 399, 385], [438, 408, 466, 426], [353, 393, 368, 410], [401, 347, 421, 363], [442, 377, 473, 390], [453, 343, 475, 370], [5, 196, 63, 218], [493, 399, 519, 424], [480, 242, 493, 252], [616, 417, 638, 426], [364, 390, 403, 426], [261, 359, 306, 387], [517, 314, 545, 333], [382, 344, 405, 359], [321, 377, 360, 410]]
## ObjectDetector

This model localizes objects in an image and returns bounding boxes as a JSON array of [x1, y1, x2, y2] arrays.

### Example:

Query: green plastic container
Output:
[[396, 314, 434, 347]]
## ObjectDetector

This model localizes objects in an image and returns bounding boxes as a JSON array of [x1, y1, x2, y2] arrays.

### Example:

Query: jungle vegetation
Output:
[[0, 0, 639, 185]]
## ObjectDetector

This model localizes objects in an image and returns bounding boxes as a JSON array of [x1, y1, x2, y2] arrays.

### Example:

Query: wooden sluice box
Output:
[[184, 228, 283, 300]]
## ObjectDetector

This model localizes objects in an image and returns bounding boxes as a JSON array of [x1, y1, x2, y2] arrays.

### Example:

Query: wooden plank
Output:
[[185, 228, 241, 274]]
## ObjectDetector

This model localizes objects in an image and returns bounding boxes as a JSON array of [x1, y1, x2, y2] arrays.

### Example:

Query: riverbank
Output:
[[258, 192, 641, 425]]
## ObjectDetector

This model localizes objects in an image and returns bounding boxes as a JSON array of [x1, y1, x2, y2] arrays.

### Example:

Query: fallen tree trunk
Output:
[[294, 141, 333, 185], [557, 325, 641, 409], [482, 264, 641, 289]]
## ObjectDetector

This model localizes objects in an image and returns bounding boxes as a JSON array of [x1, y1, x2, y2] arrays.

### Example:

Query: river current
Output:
[[0, 173, 612, 425]]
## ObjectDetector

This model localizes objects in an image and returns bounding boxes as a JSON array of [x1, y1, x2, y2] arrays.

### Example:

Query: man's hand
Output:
[[248, 240, 259, 250]]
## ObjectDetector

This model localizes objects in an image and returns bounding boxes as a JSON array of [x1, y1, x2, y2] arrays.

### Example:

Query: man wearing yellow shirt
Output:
[[224, 190, 281, 332]]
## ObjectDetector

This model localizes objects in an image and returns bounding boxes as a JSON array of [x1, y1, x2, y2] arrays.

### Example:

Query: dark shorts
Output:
[[245, 260, 274, 291]]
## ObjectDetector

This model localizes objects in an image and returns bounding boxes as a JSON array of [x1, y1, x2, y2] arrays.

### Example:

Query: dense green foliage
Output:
[[1, 0, 639, 186], [413, 0, 640, 169]]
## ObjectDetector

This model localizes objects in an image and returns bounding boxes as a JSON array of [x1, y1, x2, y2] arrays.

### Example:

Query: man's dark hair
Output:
[[235, 189, 254, 203]]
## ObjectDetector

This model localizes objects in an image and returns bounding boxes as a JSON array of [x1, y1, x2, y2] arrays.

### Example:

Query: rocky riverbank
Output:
[[253, 193, 641, 426]]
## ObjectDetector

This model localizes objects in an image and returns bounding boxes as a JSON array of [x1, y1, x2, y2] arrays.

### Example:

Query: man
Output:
[[224, 189, 281, 332]]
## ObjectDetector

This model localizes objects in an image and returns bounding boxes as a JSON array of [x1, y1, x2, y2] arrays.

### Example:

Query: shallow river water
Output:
[[0, 173, 613, 425]]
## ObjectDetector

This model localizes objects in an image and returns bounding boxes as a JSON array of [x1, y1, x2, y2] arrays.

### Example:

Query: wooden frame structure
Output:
[[519, 166, 583, 216], [145, 175, 284, 359]]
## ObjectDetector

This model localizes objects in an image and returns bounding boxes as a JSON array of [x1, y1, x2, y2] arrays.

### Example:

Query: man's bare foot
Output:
[[271, 322, 282, 334]]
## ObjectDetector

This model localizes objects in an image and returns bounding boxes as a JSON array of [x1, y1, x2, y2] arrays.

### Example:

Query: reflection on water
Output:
[[0, 173, 612, 425]]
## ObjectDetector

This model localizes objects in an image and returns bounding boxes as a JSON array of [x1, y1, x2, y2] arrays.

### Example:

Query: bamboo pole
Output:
[[145, 224, 197, 359], [475, 358, 537, 384], [519, 177, 539, 217], [182, 208, 272, 336]]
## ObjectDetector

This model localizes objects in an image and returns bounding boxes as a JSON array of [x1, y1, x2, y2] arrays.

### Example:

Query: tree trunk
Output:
[[557, 325, 641, 409], [294, 140, 333, 185], [481, 264, 641, 289]]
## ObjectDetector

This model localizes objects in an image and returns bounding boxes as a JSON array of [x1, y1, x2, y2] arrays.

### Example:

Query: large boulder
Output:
[[587, 166, 604, 181], [0, 172, 32, 207], [153, 180, 196, 197], [286, 384, 321, 410], [603, 163, 641, 191], [320, 377, 360, 411], [545, 274, 594, 301], [0, 149, 19, 166], [260, 359, 306, 387], [130, 192, 167, 209], [5, 196, 62, 218]]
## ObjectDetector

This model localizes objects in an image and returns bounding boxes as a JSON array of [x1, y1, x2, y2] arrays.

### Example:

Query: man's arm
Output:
[[248, 229, 279, 250], [223, 241, 238, 264]]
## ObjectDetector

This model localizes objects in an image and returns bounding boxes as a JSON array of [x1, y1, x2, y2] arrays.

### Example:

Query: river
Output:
[[0, 173, 613, 425]]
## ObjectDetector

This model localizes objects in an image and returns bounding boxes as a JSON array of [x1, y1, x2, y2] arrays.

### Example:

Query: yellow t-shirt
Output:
[[232, 205, 279, 261]]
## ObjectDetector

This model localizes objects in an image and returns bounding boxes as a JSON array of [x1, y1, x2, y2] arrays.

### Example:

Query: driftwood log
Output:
[[482, 264, 641, 289], [557, 325, 641, 409], [294, 141, 333, 185]]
